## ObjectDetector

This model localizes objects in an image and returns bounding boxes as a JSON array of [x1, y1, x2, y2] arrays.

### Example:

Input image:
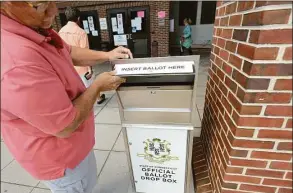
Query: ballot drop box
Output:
[[112, 56, 200, 193]]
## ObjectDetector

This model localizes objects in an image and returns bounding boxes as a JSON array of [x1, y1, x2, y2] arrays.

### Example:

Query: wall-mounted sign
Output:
[[91, 30, 98, 36], [82, 20, 90, 34], [114, 34, 127, 46], [111, 17, 118, 32], [170, 19, 174, 32], [115, 61, 194, 76], [99, 18, 107, 30], [159, 19, 165, 26], [117, 13, 124, 34], [158, 11, 166, 19], [137, 11, 145, 18], [131, 17, 142, 31], [82, 20, 89, 29], [126, 126, 188, 193], [87, 16, 95, 31]]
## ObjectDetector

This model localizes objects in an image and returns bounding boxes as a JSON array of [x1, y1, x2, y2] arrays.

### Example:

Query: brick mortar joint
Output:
[[211, 56, 292, 83], [213, 32, 293, 48], [210, 60, 292, 106], [205, 83, 291, 137], [216, 4, 293, 20], [213, 47, 292, 67]]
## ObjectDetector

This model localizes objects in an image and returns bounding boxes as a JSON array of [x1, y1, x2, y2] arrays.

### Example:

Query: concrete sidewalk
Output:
[[1, 55, 210, 193]]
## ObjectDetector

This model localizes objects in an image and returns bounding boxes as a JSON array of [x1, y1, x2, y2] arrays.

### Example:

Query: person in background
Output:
[[59, 7, 106, 104], [180, 18, 193, 55], [1, 1, 132, 193]]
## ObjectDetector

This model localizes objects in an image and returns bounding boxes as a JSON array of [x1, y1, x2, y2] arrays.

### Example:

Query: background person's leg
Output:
[[80, 74, 90, 88], [188, 47, 193, 55], [81, 74, 105, 104]]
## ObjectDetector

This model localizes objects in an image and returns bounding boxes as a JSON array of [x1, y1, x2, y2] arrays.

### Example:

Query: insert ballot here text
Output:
[[115, 62, 194, 75]]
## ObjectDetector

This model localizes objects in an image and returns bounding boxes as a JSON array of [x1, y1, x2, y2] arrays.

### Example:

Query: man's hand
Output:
[[94, 71, 125, 92], [107, 46, 133, 60], [71, 46, 133, 67]]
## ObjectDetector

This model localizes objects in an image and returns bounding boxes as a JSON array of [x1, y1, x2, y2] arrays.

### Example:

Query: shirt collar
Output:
[[1, 14, 46, 44], [67, 21, 79, 27]]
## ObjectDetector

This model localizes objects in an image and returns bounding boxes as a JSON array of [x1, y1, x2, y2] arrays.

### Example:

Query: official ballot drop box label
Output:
[[126, 127, 188, 193]]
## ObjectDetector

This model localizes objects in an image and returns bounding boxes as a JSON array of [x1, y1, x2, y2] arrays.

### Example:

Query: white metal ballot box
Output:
[[112, 56, 200, 193]]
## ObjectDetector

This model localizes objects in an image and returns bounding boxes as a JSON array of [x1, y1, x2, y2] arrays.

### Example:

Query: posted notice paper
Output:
[[131, 17, 142, 31], [111, 17, 118, 32], [114, 35, 127, 46], [88, 16, 95, 31], [91, 30, 98, 36], [82, 20, 89, 29], [99, 18, 108, 30], [117, 13, 124, 34]]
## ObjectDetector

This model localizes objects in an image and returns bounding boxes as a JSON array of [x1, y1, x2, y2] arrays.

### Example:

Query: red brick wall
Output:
[[201, 1, 292, 192], [53, 1, 170, 57]]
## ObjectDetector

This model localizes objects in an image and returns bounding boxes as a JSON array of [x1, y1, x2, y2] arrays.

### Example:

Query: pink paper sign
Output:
[[158, 11, 166, 19], [137, 11, 145, 18]]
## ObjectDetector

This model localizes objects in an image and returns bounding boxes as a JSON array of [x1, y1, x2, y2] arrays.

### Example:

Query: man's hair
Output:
[[65, 7, 81, 22]]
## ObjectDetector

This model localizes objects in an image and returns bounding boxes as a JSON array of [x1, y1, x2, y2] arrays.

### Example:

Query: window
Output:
[[200, 1, 217, 24], [179, 1, 197, 26]]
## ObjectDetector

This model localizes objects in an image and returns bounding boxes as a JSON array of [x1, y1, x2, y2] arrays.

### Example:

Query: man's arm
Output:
[[2, 65, 124, 139], [71, 46, 110, 66], [71, 46, 133, 67], [57, 72, 122, 138]]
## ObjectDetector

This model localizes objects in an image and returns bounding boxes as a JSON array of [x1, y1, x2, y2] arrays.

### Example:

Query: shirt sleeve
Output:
[[79, 33, 89, 49], [1, 65, 77, 135]]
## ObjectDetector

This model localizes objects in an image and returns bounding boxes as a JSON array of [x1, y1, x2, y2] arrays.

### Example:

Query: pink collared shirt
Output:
[[59, 21, 91, 75], [1, 15, 95, 180]]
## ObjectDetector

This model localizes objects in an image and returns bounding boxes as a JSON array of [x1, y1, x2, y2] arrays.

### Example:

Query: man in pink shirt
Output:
[[1, 2, 132, 193], [59, 7, 106, 104]]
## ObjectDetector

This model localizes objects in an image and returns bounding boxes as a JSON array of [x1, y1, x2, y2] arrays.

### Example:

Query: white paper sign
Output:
[[88, 16, 95, 31], [84, 29, 90, 34], [114, 35, 127, 46], [135, 17, 142, 31], [115, 61, 194, 76], [170, 19, 174, 32], [117, 27, 124, 34], [117, 13, 124, 34], [82, 20, 89, 29], [126, 127, 188, 193], [135, 17, 142, 24], [99, 18, 107, 30], [131, 19, 136, 27], [111, 17, 118, 32], [91, 30, 98, 36]]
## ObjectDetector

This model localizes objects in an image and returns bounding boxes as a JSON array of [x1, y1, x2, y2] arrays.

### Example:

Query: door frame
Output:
[[107, 6, 151, 57]]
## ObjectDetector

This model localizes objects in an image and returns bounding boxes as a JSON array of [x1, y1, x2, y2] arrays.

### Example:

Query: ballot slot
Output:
[[119, 74, 195, 87], [117, 86, 193, 109]]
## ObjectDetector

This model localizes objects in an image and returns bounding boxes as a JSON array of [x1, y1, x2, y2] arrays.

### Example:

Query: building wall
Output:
[[54, 1, 170, 57], [201, 1, 292, 192]]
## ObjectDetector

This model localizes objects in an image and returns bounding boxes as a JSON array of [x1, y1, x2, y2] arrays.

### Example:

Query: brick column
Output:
[[201, 1, 292, 193]]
